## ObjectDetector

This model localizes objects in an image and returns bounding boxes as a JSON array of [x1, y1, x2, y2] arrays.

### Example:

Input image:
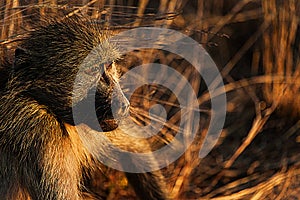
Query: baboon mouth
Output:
[[100, 119, 119, 131]]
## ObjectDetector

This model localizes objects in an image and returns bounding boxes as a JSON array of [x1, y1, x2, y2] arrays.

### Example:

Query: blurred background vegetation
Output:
[[1, 0, 300, 199]]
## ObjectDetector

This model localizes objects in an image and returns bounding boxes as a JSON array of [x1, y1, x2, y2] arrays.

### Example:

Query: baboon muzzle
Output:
[[111, 81, 130, 120]]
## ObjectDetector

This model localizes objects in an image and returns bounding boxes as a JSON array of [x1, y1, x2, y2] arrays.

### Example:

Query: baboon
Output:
[[0, 16, 169, 200]]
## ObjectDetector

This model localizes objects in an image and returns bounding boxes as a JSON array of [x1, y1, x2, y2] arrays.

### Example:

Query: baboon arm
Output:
[[76, 124, 170, 200], [0, 95, 85, 200]]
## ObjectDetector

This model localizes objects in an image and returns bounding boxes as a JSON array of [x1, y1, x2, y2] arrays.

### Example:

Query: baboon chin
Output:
[[0, 16, 169, 200]]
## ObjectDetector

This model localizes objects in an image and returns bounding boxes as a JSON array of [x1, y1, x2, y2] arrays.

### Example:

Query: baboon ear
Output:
[[13, 48, 28, 71], [15, 48, 24, 56]]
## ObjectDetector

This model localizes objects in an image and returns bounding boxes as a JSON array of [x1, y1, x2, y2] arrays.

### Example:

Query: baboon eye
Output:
[[85, 67, 98, 76]]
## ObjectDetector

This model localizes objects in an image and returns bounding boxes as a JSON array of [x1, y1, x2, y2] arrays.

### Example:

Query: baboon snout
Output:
[[111, 83, 130, 120]]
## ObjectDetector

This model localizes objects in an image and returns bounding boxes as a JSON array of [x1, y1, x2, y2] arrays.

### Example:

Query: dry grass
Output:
[[1, 0, 300, 199], [262, 0, 300, 118]]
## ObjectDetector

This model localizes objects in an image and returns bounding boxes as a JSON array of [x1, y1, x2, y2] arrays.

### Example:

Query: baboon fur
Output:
[[0, 17, 169, 200]]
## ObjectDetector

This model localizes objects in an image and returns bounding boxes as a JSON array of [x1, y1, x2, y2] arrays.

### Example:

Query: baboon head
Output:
[[12, 17, 129, 131]]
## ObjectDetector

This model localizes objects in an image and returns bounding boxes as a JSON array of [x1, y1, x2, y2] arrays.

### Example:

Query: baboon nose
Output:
[[111, 81, 130, 120], [113, 96, 130, 119], [111, 85, 130, 120]]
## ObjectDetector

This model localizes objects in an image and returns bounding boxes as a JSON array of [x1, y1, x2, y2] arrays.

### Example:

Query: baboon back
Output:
[[0, 91, 89, 199]]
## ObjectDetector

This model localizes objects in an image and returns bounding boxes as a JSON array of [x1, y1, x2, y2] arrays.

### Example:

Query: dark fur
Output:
[[0, 17, 168, 200], [0, 47, 10, 94]]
